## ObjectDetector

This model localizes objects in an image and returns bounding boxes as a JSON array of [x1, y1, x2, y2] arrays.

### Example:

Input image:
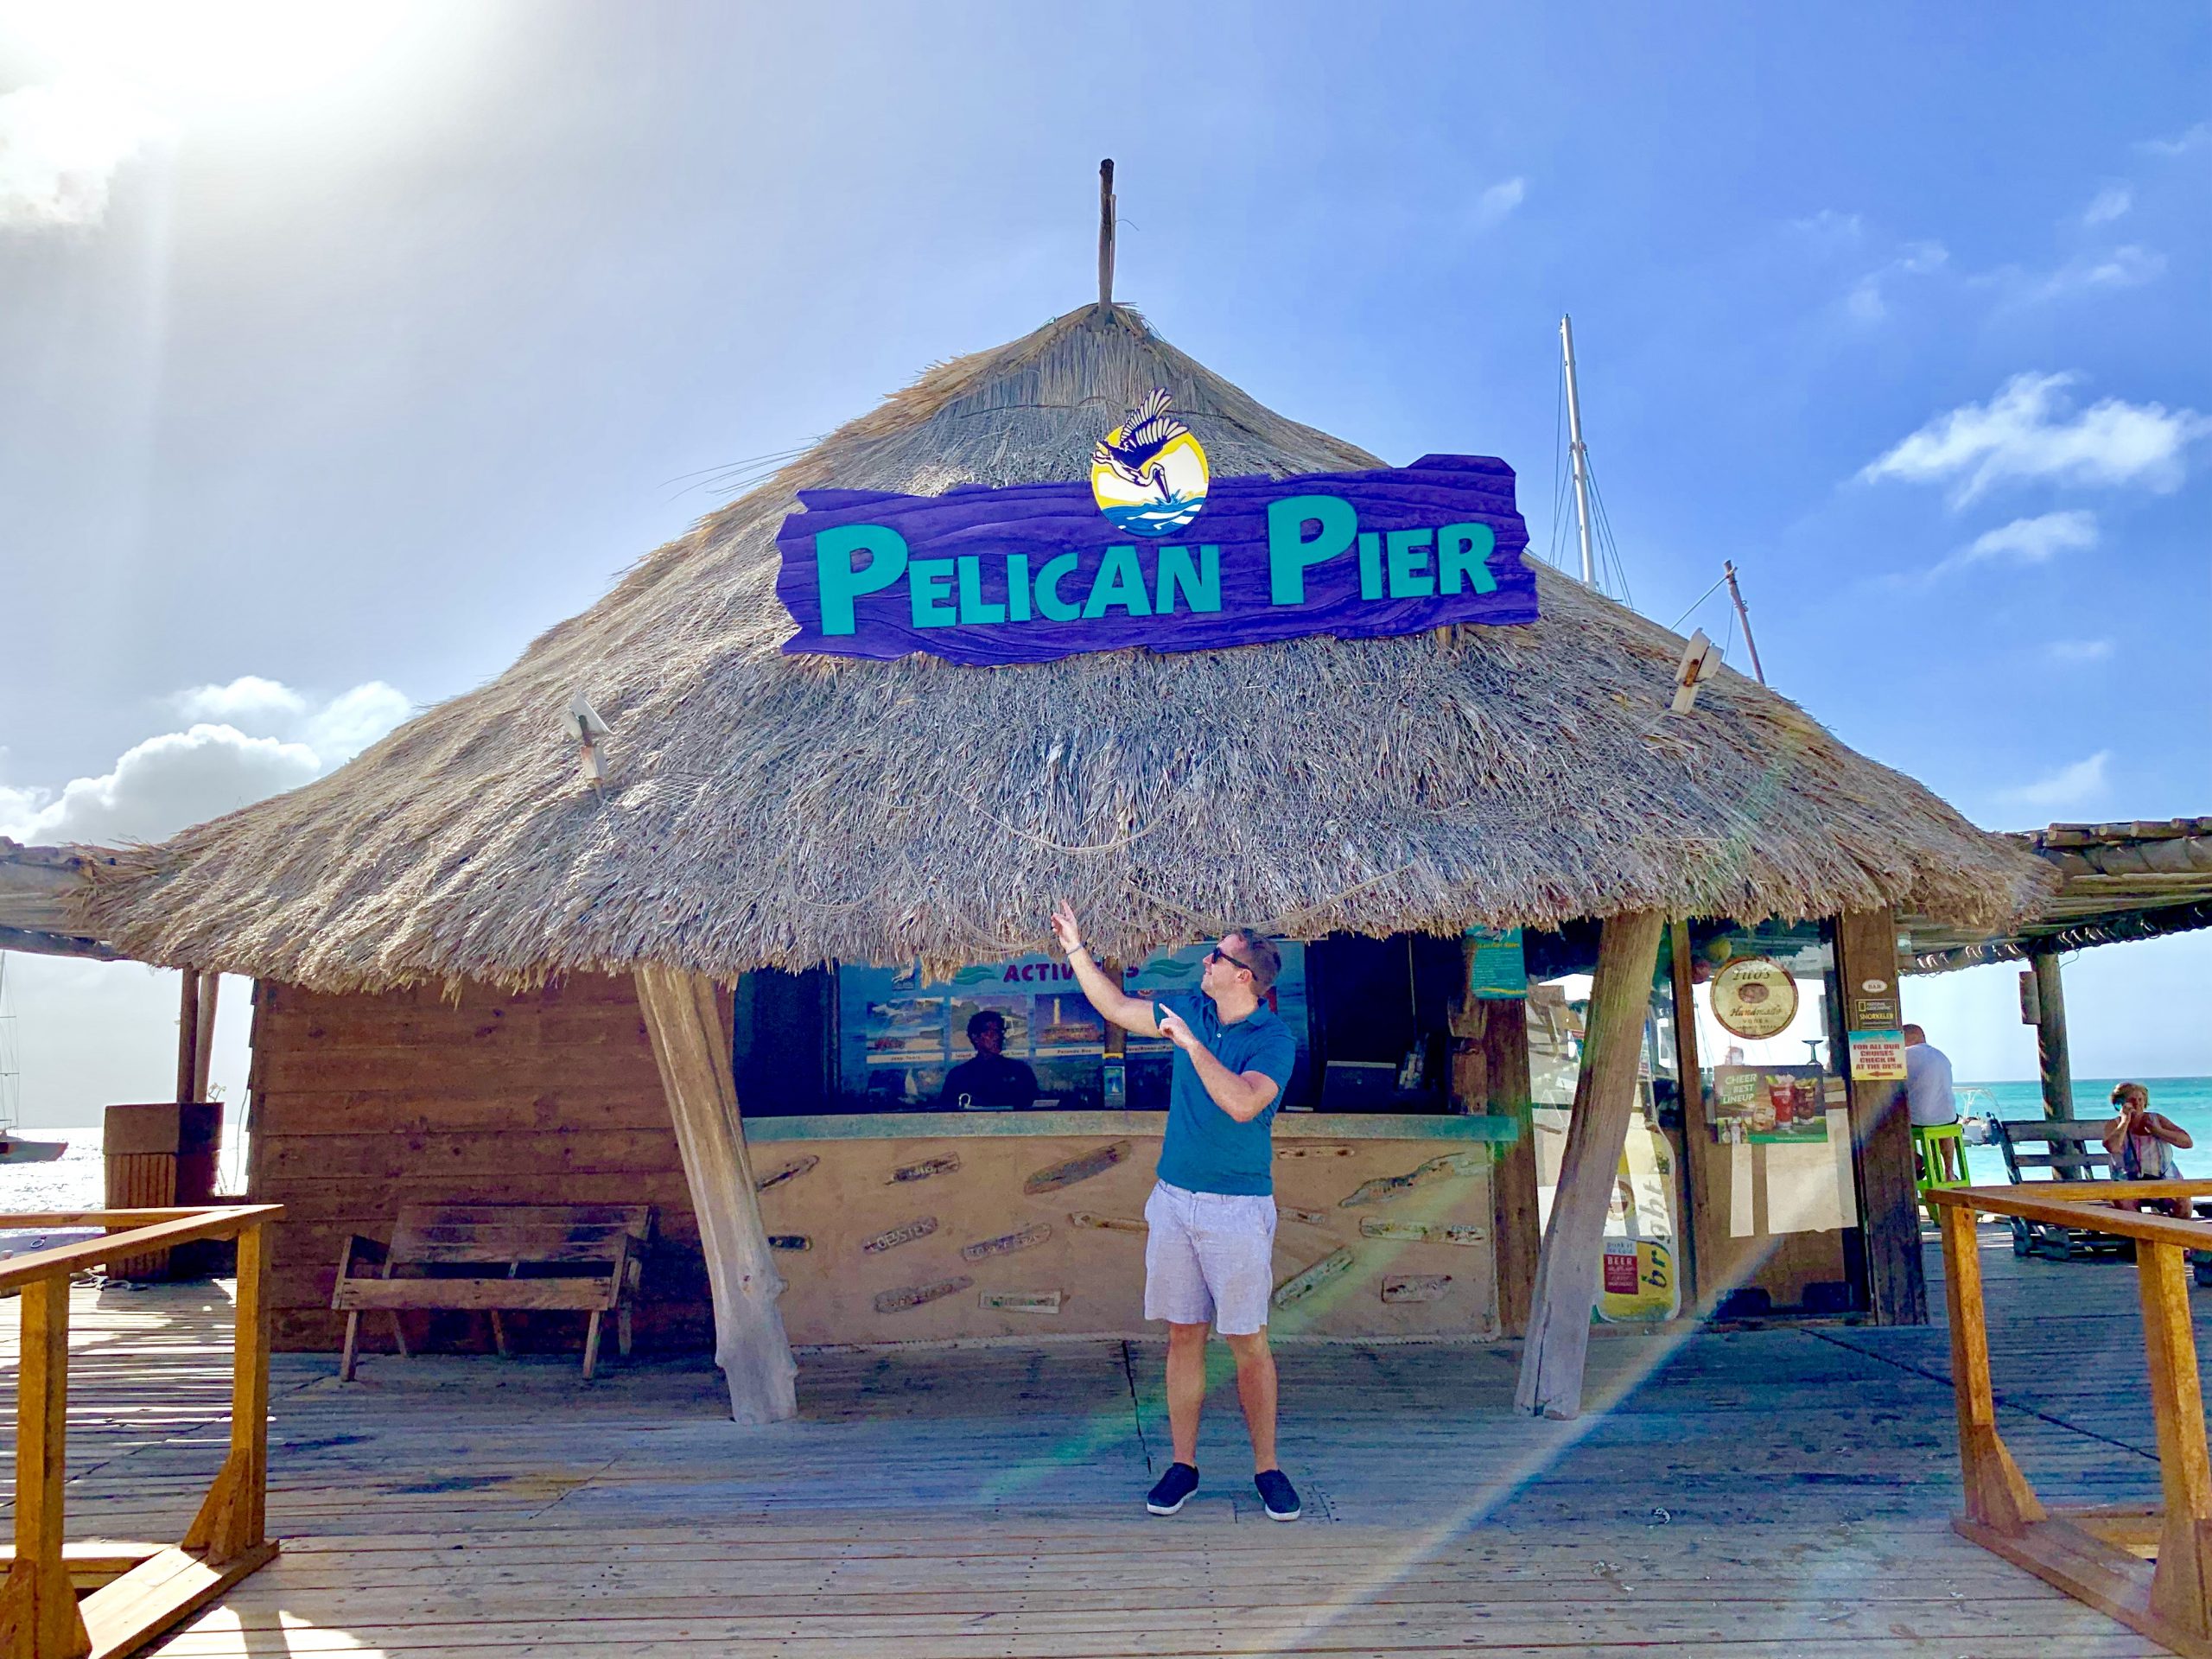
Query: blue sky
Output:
[[1, 2, 2206, 1122]]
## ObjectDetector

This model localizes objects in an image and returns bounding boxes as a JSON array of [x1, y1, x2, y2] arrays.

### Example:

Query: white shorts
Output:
[[1143, 1179, 1278, 1336]]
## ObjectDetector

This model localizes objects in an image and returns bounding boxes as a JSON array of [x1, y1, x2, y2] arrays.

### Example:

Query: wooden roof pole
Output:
[[175, 969, 202, 1106], [2028, 947, 2074, 1121], [635, 965, 797, 1424], [1514, 910, 1663, 1419]]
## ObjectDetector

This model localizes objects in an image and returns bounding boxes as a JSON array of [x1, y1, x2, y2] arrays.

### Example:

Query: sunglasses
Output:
[[1206, 945, 1256, 975]]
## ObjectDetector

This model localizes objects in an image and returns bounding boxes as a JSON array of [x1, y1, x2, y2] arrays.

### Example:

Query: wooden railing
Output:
[[1929, 1182, 2212, 1659], [0, 1205, 283, 1659]]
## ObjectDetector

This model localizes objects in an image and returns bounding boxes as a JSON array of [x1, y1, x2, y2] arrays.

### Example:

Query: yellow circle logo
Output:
[[1090, 387, 1209, 538]]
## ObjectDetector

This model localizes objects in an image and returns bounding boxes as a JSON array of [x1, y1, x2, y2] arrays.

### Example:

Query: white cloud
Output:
[[1999, 750, 2110, 810], [1961, 510, 2099, 566], [0, 725, 319, 846], [1790, 209, 1865, 245], [302, 682, 411, 764], [2081, 184, 2133, 226], [2139, 122, 2210, 157], [0, 677, 410, 848], [2045, 639, 2114, 664], [1861, 372, 2211, 505], [1844, 240, 1947, 324], [0, 79, 170, 231], [170, 675, 308, 726], [1987, 243, 2168, 306], [1469, 177, 1525, 232]]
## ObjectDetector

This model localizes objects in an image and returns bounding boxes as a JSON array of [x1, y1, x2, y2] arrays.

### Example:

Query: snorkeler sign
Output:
[[775, 388, 1538, 667]]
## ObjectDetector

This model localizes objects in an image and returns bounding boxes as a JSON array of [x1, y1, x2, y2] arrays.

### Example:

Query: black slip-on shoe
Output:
[[1255, 1468, 1301, 1522], [1146, 1462, 1199, 1515]]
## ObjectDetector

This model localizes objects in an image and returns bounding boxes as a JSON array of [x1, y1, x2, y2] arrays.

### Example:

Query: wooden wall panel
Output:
[[247, 975, 709, 1356]]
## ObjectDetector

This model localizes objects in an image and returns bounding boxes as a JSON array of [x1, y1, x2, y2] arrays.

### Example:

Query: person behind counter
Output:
[[1048, 901, 1302, 1523], [939, 1009, 1042, 1110]]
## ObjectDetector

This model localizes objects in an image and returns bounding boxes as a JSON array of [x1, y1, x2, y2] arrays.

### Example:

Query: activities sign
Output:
[[775, 450, 1536, 666]]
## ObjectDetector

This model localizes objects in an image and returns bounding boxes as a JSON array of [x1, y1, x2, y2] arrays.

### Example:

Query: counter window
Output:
[[835, 943, 1312, 1111]]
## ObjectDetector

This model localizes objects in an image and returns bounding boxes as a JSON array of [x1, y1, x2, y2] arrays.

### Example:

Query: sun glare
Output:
[[2, 1, 442, 117]]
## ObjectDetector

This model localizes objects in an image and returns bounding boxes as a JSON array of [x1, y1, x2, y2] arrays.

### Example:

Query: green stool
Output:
[[1913, 1122, 1970, 1220]]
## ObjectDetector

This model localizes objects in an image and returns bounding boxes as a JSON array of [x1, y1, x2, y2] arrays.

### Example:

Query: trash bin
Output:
[[102, 1102, 223, 1280]]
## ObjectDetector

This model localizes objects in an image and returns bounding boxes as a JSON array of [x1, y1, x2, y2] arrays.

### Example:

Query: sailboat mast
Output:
[[1560, 315, 1599, 589]]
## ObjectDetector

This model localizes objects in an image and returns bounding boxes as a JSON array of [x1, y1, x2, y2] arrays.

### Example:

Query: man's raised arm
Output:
[[1050, 902, 1161, 1037]]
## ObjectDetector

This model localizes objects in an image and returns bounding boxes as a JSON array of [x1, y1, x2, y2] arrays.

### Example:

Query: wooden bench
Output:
[[1988, 1119, 2125, 1259], [333, 1204, 652, 1381]]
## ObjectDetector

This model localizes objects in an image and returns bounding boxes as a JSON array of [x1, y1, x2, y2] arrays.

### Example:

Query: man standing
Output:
[[1048, 902, 1302, 1521]]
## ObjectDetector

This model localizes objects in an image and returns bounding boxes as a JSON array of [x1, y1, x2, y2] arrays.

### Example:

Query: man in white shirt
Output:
[[1903, 1025, 1956, 1128]]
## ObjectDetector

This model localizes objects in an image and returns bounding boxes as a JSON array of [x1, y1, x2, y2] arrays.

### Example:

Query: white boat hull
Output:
[[0, 1138, 67, 1164]]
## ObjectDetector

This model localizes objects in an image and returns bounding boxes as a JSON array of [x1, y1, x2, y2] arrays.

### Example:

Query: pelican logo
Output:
[[1090, 387, 1209, 537]]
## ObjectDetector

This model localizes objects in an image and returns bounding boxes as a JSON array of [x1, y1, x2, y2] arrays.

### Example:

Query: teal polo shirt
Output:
[[1154, 992, 1298, 1197]]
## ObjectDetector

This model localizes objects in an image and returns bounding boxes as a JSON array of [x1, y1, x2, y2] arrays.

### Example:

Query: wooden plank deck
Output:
[[0, 1225, 2190, 1656]]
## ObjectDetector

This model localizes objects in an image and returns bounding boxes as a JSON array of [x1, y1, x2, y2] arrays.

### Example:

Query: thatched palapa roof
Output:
[[81, 304, 2051, 989]]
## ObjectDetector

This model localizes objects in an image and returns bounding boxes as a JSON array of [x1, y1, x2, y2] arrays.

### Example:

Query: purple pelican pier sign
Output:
[[774, 452, 1539, 668]]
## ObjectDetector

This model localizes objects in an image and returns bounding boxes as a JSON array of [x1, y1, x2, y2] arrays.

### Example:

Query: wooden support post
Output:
[[2031, 947, 2075, 1121], [0, 1278, 91, 1659], [635, 965, 798, 1425], [190, 974, 219, 1105], [183, 1220, 270, 1564], [174, 969, 201, 1108], [1514, 910, 1663, 1420], [1938, 1202, 2044, 1534], [2138, 1239, 2212, 1641], [1452, 982, 1536, 1338], [1667, 923, 1704, 1307], [1835, 909, 1927, 1325]]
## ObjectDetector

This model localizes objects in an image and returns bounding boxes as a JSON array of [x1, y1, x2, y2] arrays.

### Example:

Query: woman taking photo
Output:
[[2103, 1082, 2193, 1214]]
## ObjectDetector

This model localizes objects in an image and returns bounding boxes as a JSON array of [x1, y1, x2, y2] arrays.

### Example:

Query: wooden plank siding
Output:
[[247, 976, 714, 1356]]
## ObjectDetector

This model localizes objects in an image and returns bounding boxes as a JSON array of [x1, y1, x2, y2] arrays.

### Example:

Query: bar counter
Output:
[[747, 1112, 1513, 1344]]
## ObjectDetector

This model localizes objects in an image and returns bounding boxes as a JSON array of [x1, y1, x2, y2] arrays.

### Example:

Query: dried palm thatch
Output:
[[80, 304, 2050, 989]]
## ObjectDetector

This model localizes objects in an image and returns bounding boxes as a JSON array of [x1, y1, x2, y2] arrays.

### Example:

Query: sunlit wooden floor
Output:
[[1, 1227, 2190, 1656]]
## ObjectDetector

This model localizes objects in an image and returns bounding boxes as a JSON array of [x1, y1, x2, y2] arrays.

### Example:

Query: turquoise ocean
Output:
[[1961, 1077, 2212, 1179]]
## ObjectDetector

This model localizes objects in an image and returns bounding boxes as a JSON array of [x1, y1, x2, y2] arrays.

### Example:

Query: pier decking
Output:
[[5, 1226, 2189, 1657]]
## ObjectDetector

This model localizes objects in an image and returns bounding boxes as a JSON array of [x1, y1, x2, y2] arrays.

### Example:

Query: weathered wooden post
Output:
[[635, 965, 798, 1425], [1452, 958, 1536, 1337], [1514, 911, 1663, 1419], [1835, 910, 1926, 1325], [2028, 946, 2074, 1120]]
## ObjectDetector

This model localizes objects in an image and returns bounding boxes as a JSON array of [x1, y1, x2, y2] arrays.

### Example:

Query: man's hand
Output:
[[1051, 901, 1084, 956], [1159, 1005, 1198, 1052]]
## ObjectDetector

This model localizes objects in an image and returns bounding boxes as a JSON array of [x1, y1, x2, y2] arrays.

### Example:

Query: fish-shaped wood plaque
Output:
[[1382, 1274, 1453, 1304], [1023, 1140, 1132, 1195], [1272, 1247, 1357, 1309], [1358, 1218, 1487, 1247], [861, 1216, 938, 1255], [962, 1223, 1052, 1262], [1338, 1151, 1489, 1209], [889, 1154, 961, 1185], [766, 1235, 810, 1252], [980, 1290, 1063, 1315], [1068, 1211, 1147, 1234], [874, 1275, 971, 1313], [1278, 1206, 1332, 1228], [1277, 1144, 1357, 1160], [755, 1154, 819, 1192]]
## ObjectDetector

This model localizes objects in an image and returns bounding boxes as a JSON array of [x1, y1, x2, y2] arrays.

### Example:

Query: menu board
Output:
[[1711, 1063, 1834, 1144], [837, 942, 1309, 1109]]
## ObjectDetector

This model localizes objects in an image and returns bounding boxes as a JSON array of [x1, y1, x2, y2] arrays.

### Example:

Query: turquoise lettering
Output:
[[815, 524, 909, 636], [956, 555, 1006, 625], [1357, 531, 1383, 600], [1155, 544, 1222, 613], [1438, 523, 1498, 594], [909, 559, 957, 627], [1035, 552, 1081, 621], [1007, 555, 1033, 622], [1083, 544, 1153, 618], [1268, 493, 1357, 605], [1386, 528, 1435, 597]]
